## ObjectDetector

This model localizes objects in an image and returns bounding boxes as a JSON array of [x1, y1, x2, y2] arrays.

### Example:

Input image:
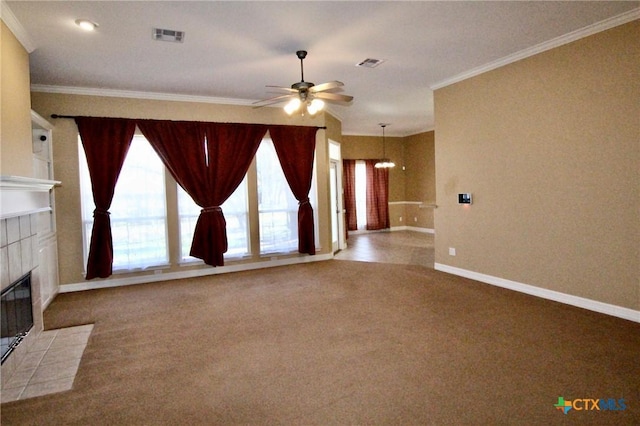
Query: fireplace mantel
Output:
[[0, 175, 60, 219]]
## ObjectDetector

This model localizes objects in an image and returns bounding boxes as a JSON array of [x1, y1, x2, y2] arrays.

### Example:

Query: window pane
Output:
[[177, 177, 249, 262], [78, 135, 169, 271], [355, 160, 367, 230], [257, 138, 300, 254]]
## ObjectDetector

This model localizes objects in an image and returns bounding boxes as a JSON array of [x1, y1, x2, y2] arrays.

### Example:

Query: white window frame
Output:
[[78, 134, 170, 273]]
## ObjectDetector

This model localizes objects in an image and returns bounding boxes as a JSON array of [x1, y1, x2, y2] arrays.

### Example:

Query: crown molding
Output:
[[342, 125, 434, 138], [1, 1, 35, 52], [323, 106, 345, 123], [32, 84, 351, 128], [431, 8, 640, 90], [30, 84, 256, 106]]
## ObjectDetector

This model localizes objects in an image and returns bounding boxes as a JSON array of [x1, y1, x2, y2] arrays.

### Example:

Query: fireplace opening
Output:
[[1, 272, 33, 364]]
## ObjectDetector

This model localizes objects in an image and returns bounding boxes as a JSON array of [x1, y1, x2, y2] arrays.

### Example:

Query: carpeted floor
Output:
[[1, 260, 639, 425]]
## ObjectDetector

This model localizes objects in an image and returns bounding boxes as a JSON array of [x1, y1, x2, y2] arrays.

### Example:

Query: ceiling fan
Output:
[[254, 50, 354, 116]]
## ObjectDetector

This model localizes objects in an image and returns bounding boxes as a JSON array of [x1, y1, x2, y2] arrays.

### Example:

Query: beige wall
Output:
[[324, 113, 343, 145], [342, 134, 405, 202], [31, 92, 336, 285], [403, 131, 436, 229], [342, 131, 435, 229], [1, 22, 33, 177], [434, 21, 639, 310]]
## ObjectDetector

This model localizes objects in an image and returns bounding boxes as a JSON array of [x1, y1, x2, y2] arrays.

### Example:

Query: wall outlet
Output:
[[449, 247, 456, 256], [414, 217, 418, 222], [399, 216, 403, 222]]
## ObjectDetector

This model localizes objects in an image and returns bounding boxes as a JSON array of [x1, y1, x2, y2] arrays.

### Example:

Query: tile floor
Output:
[[1, 324, 93, 403], [334, 230, 434, 267]]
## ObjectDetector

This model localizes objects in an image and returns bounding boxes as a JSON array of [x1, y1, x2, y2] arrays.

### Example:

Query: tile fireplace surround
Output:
[[1, 176, 60, 396]]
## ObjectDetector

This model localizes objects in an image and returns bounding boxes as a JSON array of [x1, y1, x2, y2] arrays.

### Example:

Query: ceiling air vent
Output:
[[153, 28, 185, 43], [356, 58, 385, 68]]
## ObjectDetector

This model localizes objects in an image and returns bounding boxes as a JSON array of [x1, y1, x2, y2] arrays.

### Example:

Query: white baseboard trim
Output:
[[60, 253, 334, 293], [347, 229, 389, 235], [390, 226, 435, 234], [434, 263, 640, 323]]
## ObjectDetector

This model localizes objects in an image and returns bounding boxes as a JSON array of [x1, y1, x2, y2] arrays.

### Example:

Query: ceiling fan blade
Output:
[[309, 80, 344, 93], [252, 93, 295, 108], [313, 92, 354, 103], [266, 85, 298, 93]]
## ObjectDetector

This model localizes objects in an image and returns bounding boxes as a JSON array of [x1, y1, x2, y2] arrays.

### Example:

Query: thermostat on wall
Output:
[[458, 193, 472, 204]]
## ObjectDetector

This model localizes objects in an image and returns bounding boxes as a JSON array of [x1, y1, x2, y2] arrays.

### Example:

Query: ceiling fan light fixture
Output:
[[257, 50, 353, 117], [284, 98, 301, 115], [307, 98, 325, 115]]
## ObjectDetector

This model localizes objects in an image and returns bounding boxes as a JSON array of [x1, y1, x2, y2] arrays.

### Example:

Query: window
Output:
[[257, 138, 299, 253], [177, 178, 249, 262], [79, 132, 319, 270], [355, 160, 367, 230], [256, 137, 319, 254], [79, 135, 169, 271]]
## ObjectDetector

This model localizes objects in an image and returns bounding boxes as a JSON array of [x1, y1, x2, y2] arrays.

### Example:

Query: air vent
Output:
[[153, 28, 185, 43], [356, 58, 385, 68]]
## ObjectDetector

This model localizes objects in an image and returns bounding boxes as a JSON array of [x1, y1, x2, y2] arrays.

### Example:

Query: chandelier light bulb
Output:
[[375, 160, 395, 169]]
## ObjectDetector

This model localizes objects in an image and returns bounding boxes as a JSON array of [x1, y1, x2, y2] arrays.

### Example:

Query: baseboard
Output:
[[390, 226, 435, 234], [60, 253, 334, 293], [434, 263, 640, 323]]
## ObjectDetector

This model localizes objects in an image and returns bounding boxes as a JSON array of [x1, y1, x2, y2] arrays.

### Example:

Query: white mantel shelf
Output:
[[1, 176, 61, 219]]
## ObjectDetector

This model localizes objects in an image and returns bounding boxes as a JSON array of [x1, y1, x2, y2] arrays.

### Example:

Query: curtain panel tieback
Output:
[[201, 206, 222, 214], [299, 198, 311, 206], [93, 208, 111, 217]]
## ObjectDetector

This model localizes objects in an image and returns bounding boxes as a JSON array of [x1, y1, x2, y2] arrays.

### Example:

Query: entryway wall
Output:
[[341, 130, 435, 231]]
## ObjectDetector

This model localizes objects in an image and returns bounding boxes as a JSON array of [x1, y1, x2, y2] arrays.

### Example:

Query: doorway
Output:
[[329, 141, 345, 253]]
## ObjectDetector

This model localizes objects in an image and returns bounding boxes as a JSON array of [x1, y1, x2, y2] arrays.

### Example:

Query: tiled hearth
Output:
[[1, 325, 93, 402]]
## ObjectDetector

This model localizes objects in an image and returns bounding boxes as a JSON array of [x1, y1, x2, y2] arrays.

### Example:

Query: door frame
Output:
[[328, 140, 346, 252]]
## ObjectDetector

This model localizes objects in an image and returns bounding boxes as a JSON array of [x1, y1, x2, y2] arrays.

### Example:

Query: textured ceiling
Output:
[[6, 1, 639, 136]]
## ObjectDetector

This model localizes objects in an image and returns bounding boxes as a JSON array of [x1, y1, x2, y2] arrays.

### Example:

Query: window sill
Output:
[[178, 254, 251, 267], [110, 263, 171, 275]]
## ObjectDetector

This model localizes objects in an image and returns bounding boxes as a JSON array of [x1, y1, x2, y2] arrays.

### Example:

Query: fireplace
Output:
[[1, 175, 59, 385], [1, 272, 33, 363]]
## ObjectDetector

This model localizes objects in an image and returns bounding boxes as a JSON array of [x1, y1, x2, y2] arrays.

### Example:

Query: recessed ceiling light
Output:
[[75, 19, 98, 31]]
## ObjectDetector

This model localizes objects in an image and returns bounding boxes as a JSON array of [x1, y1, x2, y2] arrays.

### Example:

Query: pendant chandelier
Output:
[[374, 123, 395, 168]]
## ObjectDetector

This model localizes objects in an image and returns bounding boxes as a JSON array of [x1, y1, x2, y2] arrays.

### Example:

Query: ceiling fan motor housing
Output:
[[292, 81, 315, 99]]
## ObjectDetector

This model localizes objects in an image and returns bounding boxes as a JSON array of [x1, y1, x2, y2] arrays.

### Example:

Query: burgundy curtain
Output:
[[268, 125, 319, 255], [138, 120, 266, 266], [342, 159, 357, 231], [365, 159, 390, 230], [76, 117, 136, 279]]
